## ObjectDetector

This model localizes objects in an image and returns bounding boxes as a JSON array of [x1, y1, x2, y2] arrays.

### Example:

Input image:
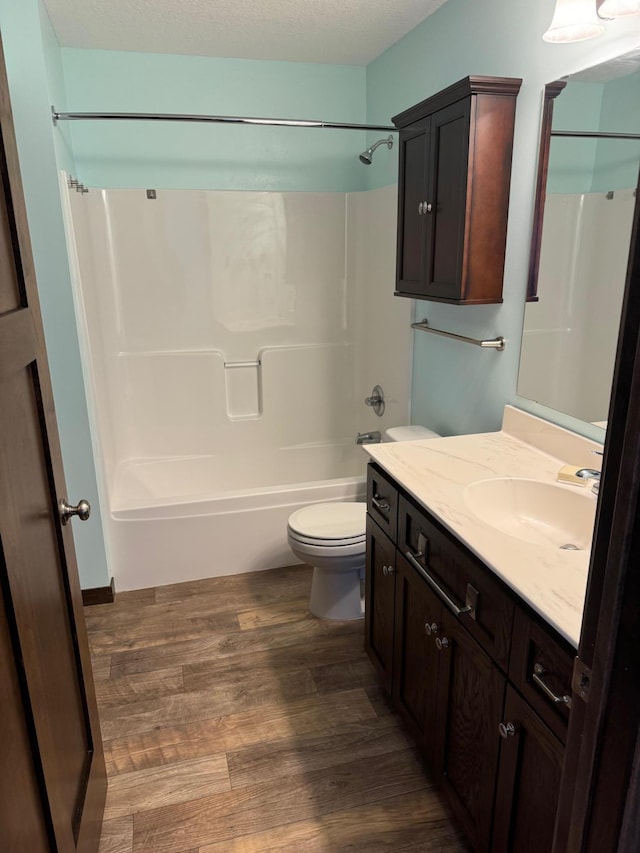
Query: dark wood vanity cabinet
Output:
[[364, 514, 396, 694], [492, 686, 565, 853], [393, 76, 521, 304], [364, 462, 574, 852]]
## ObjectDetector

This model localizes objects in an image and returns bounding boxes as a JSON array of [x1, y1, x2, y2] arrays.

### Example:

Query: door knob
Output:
[[59, 498, 91, 525]]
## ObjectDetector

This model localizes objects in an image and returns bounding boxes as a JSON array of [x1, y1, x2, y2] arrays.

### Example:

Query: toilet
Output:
[[287, 424, 441, 620]]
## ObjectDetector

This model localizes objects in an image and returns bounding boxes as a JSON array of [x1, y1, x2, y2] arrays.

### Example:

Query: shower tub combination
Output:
[[63, 181, 410, 590]]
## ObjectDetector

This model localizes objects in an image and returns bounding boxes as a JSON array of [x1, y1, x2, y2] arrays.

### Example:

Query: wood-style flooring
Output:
[[85, 564, 468, 852]]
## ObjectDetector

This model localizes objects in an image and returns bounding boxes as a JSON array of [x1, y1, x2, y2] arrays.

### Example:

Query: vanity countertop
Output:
[[364, 407, 603, 647]]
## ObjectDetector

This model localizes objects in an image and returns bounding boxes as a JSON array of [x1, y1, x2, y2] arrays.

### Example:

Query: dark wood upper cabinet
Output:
[[393, 76, 521, 304], [526, 81, 567, 302]]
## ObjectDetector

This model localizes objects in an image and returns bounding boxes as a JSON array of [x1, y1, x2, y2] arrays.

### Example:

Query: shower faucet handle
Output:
[[364, 385, 385, 416]]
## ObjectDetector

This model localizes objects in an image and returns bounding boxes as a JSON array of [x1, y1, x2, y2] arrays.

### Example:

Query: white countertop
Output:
[[365, 407, 603, 647]]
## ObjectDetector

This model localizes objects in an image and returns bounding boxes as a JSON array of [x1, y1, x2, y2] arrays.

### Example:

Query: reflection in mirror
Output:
[[519, 50, 640, 428]]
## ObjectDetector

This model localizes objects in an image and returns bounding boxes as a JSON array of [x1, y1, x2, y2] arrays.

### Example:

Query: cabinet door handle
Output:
[[372, 495, 390, 512], [532, 663, 572, 709], [424, 621, 439, 637], [404, 550, 473, 618], [498, 721, 518, 739], [382, 564, 395, 577], [435, 636, 449, 651]]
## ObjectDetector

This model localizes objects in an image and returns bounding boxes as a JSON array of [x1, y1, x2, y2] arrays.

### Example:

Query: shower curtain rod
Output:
[[50, 107, 397, 133], [552, 130, 640, 140]]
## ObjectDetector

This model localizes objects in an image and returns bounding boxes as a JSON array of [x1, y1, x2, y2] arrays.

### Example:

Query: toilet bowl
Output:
[[287, 502, 367, 621], [287, 424, 441, 622]]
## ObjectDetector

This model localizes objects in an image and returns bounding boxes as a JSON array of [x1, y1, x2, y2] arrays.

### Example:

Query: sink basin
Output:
[[463, 478, 596, 550]]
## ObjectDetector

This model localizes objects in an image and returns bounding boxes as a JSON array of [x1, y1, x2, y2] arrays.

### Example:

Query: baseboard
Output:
[[82, 577, 115, 606]]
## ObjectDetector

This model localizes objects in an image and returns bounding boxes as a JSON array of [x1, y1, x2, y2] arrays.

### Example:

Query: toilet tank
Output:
[[384, 425, 441, 442]]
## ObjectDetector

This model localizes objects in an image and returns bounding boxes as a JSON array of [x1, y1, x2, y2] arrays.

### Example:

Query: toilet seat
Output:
[[287, 502, 366, 545]]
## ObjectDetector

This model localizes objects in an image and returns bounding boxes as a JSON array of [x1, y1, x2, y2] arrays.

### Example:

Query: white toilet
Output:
[[287, 424, 441, 621]]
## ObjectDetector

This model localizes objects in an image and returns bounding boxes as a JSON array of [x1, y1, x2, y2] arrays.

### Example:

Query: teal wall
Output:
[[592, 70, 640, 191], [547, 81, 604, 194], [547, 72, 640, 194], [60, 49, 368, 192], [366, 0, 640, 438], [0, 0, 110, 589]]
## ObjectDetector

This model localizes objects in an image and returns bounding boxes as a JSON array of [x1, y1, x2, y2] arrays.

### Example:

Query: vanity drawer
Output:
[[398, 495, 514, 669], [366, 464, 398, 541], [509, 607, 574, 743]]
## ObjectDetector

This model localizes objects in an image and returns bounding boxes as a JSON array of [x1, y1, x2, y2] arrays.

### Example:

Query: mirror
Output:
[[518, 50, 640, 429]]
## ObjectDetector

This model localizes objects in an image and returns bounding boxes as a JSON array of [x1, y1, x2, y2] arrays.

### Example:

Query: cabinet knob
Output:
[[498, 721, 518, 739], [382, 564, 395, 577], [424, 621, 439, 637], [418, 201, 424, 215], [425, 202, 433, 213], [435, 636, 449, 651]]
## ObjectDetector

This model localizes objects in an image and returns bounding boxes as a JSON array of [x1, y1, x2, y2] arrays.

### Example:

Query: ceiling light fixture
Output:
[[543, 0, 606, 43], [598, 0, 640, 15], [543, 0, 640, 42]]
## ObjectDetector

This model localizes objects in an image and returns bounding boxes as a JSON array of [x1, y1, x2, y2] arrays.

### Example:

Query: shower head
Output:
[[359, 135, 394, 165]]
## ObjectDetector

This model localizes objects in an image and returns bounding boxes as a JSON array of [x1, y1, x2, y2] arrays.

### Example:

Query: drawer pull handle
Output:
[[424, 621, 439, 637], [372, 495, 391, 512], [435, 636, 449, 651], [498, 721, 518, 739], [404, 550, 473, 619], [382, 564, 395, 577], [532, 663, 572, 709]]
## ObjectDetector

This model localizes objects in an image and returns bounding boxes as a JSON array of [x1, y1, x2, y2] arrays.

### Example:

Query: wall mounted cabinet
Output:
[[364, 463, 573, 852], [393, 76, 521, 304]]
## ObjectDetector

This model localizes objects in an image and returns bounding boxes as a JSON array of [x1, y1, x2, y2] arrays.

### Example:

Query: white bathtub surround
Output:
[[519, 189, 634, 423], [364, 406, 604, 646], [63, 179, 410, 589]]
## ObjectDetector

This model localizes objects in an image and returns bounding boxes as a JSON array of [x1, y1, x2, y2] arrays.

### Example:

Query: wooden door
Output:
[[392, 551, 442, 766], [435, 609, 505, 853], [0, 36, 106, 853], [364, 515, 396, 693], [492, 686, 564, 853]]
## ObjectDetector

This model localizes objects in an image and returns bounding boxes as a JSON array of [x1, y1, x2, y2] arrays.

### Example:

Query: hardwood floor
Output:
[[86, 564, 468, 852]]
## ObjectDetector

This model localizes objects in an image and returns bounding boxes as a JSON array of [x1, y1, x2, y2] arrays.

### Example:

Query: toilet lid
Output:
[[288, 502, 366, 542]]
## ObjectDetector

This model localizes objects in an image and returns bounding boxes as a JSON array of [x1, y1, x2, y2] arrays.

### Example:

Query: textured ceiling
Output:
[[42, 0, 450, 65]]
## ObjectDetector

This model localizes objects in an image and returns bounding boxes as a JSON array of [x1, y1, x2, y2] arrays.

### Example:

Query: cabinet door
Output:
[[492, 686, 565, 853], [423, 99, 471, 301], [364, 516, 397, 693], [395, 125, 429, 296], [435, 610, 505, 853], [392, 552, 442, 765]]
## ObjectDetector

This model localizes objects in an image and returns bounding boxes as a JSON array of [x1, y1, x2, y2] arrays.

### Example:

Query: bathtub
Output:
[[108, 442, 367, 590]]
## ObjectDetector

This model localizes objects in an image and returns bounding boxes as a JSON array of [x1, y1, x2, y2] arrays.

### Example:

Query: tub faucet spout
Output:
[[356, 431, 381, 445]]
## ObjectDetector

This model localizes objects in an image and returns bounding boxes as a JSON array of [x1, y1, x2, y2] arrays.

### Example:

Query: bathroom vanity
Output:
[[363, 408, 600, 852]]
